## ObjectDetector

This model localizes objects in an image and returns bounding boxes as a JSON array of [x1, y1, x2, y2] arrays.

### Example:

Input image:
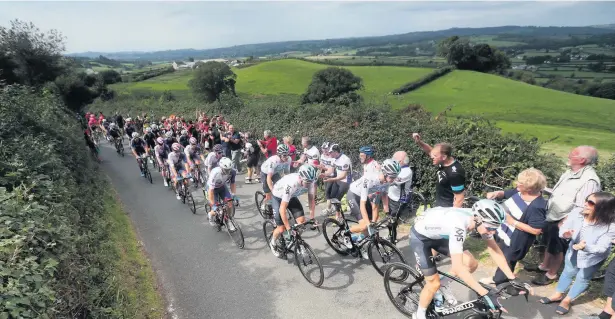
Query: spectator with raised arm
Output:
[[539, 192, 615, 315], [479, 168, 548, 285], [528, 146, 601, 286]]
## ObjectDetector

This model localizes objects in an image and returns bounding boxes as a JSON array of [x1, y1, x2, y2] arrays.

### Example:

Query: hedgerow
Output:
[[0, 85, 157, 318], [90, 94, 565, 202], [391, 66, 454, 95]]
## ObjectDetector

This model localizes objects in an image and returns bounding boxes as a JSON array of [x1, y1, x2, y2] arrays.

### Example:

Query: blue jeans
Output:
[[556, 255, 602, 300]]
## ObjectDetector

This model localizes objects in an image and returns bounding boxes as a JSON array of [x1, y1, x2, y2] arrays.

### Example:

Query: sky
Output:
[[0, 1, 614, 53]]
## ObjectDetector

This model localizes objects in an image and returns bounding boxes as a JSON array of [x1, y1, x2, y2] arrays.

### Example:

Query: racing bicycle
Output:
[[383, 262, 532, 318], [138, 154, 153, 184], [206, 198, 245, 249], [175, 173, 197, 214], [264, 219, 324, 287], [114, 137, 124, 157]]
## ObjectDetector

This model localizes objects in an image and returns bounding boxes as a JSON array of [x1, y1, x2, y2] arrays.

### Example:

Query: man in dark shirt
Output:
[[411, 133, 466, 208]]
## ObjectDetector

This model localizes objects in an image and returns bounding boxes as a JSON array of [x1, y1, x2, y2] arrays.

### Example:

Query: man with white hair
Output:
[[387, 151, 414, 244], [529, 145, 601, 286], [258, 130, 278, 159]]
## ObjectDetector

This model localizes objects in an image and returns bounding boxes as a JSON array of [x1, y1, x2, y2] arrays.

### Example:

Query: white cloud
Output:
[[0, 1, 613, 53]]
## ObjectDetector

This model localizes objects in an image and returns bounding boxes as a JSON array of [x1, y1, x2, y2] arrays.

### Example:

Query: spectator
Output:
[[411, 133, 466, 207], [539, 192, 615, 315], [387, 151, 413, 244], [284, 135, 297, 161], [258, 130, 277, 158], [208, 121, 221, 146], [589, 252, 615, 319], [528, 146, 601, 286], [243, 132, 261, 184], [226, 125, 243, 172], [479, 168, 548, 285], [294, 136, 320, 168]]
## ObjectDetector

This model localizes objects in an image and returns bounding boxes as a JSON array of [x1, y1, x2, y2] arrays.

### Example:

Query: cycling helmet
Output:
[[212, 144, 223, 154], [165, 131, 173, 138], [181, 130, 188, 136], [145, 127, 152, 133], [381, 159, 401, 177], [109, 123, 116, 129], [126, 118, 132, 122], [171, 143, 181, 151], [132, 132, 139, 138], [277, 144, 290, 156], [298, 164, 318, 182], [189, 137, 197, 145], [150, 124, 158, 130], [102, 119, 107, 123], [472, 199, 506, 227], [156, 137, 164, 145], [219, 157, 233, 174], [359, 146, 374, 156], [328, 143, 341, 154]]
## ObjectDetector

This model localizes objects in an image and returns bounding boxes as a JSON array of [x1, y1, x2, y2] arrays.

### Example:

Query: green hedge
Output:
[[0, 85, 157, 317], [90, 94, 564, 203], [391, 66, 454, 95]]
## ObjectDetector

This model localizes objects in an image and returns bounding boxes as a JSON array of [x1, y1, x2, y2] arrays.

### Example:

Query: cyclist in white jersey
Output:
[[346, 160, 400, 256], [205, 144, 224, 175], [268, 165, 318, 257], [410, 200, 523, 319], [206, 157, 237, 226], [154, 137, 171, 187], [293, 136, 320, 167], [318, 142, 334, 213], [260, 144, 292, 210], [387, 151, 413, 243], [322, 144, 352, 216], [167, 143, 191, 200], [359, 146, 380, 178]]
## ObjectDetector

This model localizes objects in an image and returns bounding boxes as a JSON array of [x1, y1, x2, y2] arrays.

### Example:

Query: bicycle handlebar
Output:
[[291, 219, 316, 232]]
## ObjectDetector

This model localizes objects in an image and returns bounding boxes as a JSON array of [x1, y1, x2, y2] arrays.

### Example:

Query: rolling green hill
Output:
[[110, 59, 615, 152]]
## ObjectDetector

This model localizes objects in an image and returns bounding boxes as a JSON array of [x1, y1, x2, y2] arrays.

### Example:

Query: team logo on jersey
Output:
[[452, 166, 457, 173], [285, 185, 291, 195], [455, 227, 464, 242]]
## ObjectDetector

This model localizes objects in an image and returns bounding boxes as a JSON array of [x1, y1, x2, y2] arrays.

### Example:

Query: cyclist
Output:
[[293, 136, 320, 167], [125, 118, 136, 140], [319, 141, 335, 214], [269, 164, 318, 258], [387, 151, 414, 244], [164, 131, 178, 150], [150, 123, 162, 138], [205, 144, 224, 176], [410, 199, 522, 319], [168, 142, 191, 200], [108, 123, 122, 148], [359, 146, 380, 178], [143, 127, 157, 157], [260, 144, 292, 212], [101, 118, 111, 141], [185, 137, 206, 179], [346, 159, 400, 258], [155, 137, 171, 187], [206, 157, 237, 227], [130, 132, 148, 177], [322, 144, 352, 217], [179, 129, 190, 148]]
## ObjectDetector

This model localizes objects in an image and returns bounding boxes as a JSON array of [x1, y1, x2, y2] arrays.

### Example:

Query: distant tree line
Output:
[[504, 70, 615, 100]]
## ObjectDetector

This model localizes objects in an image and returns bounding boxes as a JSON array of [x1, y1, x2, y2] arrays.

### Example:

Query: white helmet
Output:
[[132, 132, 139, 138], [126, 118, 132, 122], [181, 130, 188, 136], [219, 157, 233, 174], [298, 164, 318, 182], [145, 127, 152, 133], [165, 131, 173, 138], [277, 144, 290, 156], [151, 124, 158, 130], [109, 123, 116, 129], [381, 159, 401, 177], [472, 199, 506, 227]]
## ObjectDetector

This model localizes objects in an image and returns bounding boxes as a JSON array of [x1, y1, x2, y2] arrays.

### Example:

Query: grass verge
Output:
[[103, 186, 166, 319]]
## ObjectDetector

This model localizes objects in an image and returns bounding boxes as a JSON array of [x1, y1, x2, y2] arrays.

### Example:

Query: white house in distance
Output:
[[172, 58, 234, 70]]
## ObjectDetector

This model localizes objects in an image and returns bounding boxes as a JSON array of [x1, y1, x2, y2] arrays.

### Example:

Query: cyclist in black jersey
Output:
[[179, 130, 190, 148], [130, 132, 148, 176], [143, 127, 157, 150]]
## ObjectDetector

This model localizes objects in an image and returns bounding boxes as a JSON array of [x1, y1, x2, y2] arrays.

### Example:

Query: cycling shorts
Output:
[[271, 196, 305, 227], [347, 192, 373, 221], [261, 172, 281, 193], [409, 227, 451, 276], [205, 184, 232, 204]]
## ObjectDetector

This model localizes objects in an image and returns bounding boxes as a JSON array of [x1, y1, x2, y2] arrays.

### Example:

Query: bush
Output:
[[597, 155, 615, 193], [92, 95, 564, 202], [301, 67, 363, 105], [392, 66, 454, 95], [0, 85, 145, 317]]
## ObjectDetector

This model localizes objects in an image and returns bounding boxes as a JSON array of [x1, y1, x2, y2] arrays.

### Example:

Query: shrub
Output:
[[391, 66, 454, 95], [301, 67, 363, 105], [597, 155, 615, 193]]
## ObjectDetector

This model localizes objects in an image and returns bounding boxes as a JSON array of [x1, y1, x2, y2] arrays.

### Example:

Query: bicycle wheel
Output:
[[119, 143, 124, 157], [383, 262, 426, 318], [225, 216, 244, 249], [181, 183, 187, 204], [367, 238, 407, 278], [145, 166, 153, 184], [399, 192, 428, 224], [322, 218, 350, 256], [186, 191, 196, 214], [263, 220, 276, 247], [294, 240, 324, 287], [255, 191, 269, 219]]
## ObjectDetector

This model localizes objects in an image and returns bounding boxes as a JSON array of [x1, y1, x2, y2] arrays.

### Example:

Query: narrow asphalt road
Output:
[[99, 141, 593, 319]]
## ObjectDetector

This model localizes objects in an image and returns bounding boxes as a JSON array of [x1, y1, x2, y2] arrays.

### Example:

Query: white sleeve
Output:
[[207, 169, 218, 187]]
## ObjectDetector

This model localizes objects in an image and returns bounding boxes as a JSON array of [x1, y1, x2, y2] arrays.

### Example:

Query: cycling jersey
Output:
[[303, 146, 320, 162], [179, 135, 189, 148], [143, 132, 156, 147], [155, 144, 170, 161], [388, 166, 413, 202], [125, 124, 136, 137], [130, 137, 146, 154], [164, 137, 177, 150], [184, 144, 203, 161], [167, 151, 187, 171], [348, 175, 389, 201], [109, 127, 121, 139], [320, 154, 335, 176], [362, 159, 380, 178], [88, 118, 98, 127], [413, 207, 490, 254], [260, 155, 291, 175], [332, 154, 352, 183], [272, 173, 316, 203], [102, 121, 110, 131], [435, 161, 466, 207], [205, 152, 220, 169], [207, 166, 236, 189]]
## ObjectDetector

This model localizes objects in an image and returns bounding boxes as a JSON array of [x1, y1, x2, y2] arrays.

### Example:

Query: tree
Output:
[[437, 36, 510, 73], [0, 19, 65, 86], [48, 73, 95, 111], [301, 67, 363, 105], [188, 61, 237, 103], [188, 57, 194, 62], [98, 69, 121, 84]]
